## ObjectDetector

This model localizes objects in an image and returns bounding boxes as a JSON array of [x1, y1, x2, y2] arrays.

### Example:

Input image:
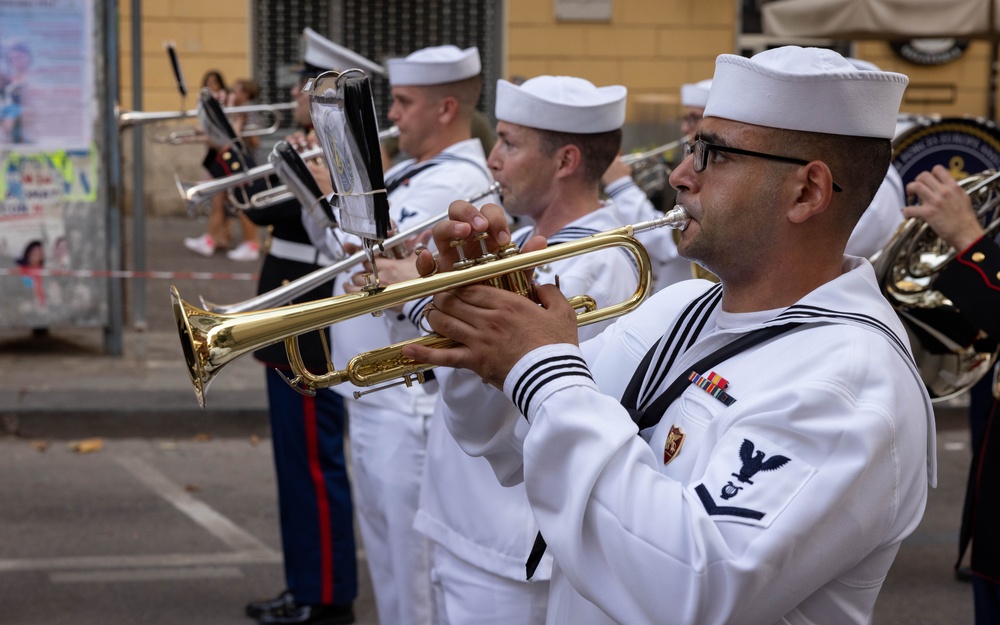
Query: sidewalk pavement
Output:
[[0, 215, 272, 440]]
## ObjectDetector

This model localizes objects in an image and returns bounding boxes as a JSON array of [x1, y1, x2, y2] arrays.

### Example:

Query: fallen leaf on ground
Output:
[[68, 438, 103, 454]]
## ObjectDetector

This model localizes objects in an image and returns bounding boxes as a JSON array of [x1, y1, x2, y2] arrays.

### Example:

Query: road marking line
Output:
[[114, 455, 276, 554], [0, 550, 280, 573], [50, 565, 244, 583]]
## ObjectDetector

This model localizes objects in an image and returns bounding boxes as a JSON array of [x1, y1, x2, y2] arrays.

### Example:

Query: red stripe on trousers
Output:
[[304, 396, 334, 603]]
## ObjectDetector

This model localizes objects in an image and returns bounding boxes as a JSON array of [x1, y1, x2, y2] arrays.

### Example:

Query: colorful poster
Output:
[[0, 0, 94, 151], [0, 147, 104, 325]]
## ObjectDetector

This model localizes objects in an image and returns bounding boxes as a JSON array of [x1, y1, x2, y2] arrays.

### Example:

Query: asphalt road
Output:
[[0, 436, 378, 625], [0, 408, 976, 625]]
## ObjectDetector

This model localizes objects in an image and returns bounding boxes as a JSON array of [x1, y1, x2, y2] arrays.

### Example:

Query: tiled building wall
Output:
[[118, 0, 251, 112], [856, 40, 993, 120], [506, 0, 736, 129]]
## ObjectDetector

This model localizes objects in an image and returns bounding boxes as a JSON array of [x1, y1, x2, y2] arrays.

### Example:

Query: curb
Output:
[[0, 390, 270, 440]]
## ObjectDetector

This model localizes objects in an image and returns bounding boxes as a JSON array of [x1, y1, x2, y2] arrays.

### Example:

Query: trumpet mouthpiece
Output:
[[632, 205, 690, 234], [664, 204, 690, 230]]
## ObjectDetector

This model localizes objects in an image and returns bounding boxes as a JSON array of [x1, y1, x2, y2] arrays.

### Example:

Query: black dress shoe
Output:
[[257, 602, 354, 625], [246, 590, 295, 619]]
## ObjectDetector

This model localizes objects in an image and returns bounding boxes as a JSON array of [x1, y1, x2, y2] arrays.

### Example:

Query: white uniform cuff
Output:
[[401, 296, 434, 330], [603, 176, 638, 198], [503, 343, 597, 421]]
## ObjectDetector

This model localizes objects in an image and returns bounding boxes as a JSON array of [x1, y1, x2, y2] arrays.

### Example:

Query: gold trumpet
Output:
[[172, 207, 690, 408]]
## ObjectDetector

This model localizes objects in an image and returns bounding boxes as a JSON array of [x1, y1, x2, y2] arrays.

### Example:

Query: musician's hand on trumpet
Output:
[[286, 130, 318, 153], [307, 159, 334, 196], [414, 201, 514, 275], [904, 165, 985, 252], [403, 200, 576, 389]]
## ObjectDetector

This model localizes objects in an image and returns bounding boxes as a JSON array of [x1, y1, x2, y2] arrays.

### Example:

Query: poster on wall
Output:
[[0, 148, 105, 326], [0, 0, 94, 152], [0, 0, 103, 329]]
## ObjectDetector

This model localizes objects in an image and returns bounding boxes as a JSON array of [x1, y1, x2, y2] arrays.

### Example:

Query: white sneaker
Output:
[[227, 241, 260, 262], [184, 234, 216, 257]]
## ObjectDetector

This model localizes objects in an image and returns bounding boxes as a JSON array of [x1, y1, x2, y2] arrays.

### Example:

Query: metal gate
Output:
[[252, 0, 503, 129]]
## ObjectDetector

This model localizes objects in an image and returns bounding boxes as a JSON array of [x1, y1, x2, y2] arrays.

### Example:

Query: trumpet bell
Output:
[[172, 286, 212, 408]]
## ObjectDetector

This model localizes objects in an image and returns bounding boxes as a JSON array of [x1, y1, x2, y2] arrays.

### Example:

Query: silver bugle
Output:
[[205, 181, 503, 314], [175, 126, 400, 213], [620, 138, 685, 166]]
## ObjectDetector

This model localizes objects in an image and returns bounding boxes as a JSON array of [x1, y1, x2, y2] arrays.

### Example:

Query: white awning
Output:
[[761, 0, 1000, 40]]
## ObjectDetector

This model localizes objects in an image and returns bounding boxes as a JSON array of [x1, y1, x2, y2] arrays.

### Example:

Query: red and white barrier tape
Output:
[[0, 268, 258, 281]]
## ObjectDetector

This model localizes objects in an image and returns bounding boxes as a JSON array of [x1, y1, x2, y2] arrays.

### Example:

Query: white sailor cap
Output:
[[705, 46, 908, 139], [495, 75, 627, 133], [387, 45, 481, 86], [298, 27, 385, 76], [680, 79, 712, 108], [846, 57, 882, 72]]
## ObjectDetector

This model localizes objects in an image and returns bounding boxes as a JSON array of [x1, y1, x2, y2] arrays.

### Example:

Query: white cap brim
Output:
[[681, 79, 712, 108], [705, 47, 908, 139], [302, 28, 385, 76], [495, 76, 626, 133], [387, 46, 481, 86]]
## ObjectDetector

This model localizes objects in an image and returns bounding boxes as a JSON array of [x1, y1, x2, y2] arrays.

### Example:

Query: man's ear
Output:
[[553, 144, 583, 180], [438, 96, 459, 124], [787, 161, 834, 224]]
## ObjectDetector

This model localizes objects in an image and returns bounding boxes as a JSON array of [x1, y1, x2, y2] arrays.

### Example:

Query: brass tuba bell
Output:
[[871, 169, 1000, 402]]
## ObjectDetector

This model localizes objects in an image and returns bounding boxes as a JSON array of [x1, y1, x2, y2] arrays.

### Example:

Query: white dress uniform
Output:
[[846, 164, 906, 258], [604, 175, 693, 291], [408, 206, 640, 625], [329, 136, 496, 625], [439, 257, 936, 624]]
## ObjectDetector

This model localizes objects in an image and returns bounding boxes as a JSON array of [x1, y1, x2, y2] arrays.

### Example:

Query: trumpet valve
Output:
[[472, 232, 497, 263], [451, 238, 475, 269], [498, 242, 519, 259]]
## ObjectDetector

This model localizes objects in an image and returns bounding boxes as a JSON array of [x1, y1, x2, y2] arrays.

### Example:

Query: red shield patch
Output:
[[663, 425, 685, 466]]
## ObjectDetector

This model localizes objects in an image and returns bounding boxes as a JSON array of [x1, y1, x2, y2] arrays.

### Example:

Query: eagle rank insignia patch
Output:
[[663, 425, 685, 465], [691, 430, 817, 528]]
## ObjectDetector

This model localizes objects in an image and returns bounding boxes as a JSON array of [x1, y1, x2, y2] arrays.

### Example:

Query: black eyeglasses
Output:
[[683, 138, 843, 193]]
